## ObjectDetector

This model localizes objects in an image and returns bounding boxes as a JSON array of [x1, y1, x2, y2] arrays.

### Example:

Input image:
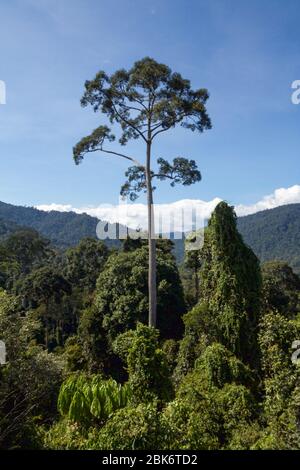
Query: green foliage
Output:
[[161, 339, 179, 374], [57, 374, 131, 426], [195, 343, 253, 389], [0, 228, 52, 290], [181, 231, 203, 306], [2, 201, 300, 271], [262, 261, 300, 316], [175, 363, 256, 449], [199, 202, 262, 365], [126, 323, 172, 404], [259, 310, 300, 418], [0, 201, 119, 251], [74, 57, 211, 165], [255, 308, 300, 449], [0, 217, 23, 240], [161, 398, 220, 450], [90, 402, 163, 450], [3, 195, 300, 450], [81, 243, 185, 368], [15, 266, 72, 349], [63, 238, 109, 291], [112, 330, 135, 363], [3, 229, 52, 274], [174, 303, 211, 382], [238, 203, 300, 274], [78, 304, 110, 374], [43, 418, 89, 450], [63, 336, 86, 372], [0, 290, 64, 449], [121, 158, 201, 201]]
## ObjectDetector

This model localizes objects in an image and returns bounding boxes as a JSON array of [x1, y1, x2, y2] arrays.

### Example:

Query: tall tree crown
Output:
[[73, 57, 211, 173]]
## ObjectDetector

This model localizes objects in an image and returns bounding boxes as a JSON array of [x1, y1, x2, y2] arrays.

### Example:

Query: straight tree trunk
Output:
[[146, 140, 157, 327]]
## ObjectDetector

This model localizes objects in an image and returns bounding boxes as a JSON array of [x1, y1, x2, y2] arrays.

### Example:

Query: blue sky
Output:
[[0, 0, 300, 213]]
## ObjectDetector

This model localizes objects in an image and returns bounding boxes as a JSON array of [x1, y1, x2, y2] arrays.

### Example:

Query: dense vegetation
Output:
[[1, 201, 300, 449], [238, 203, 300, 274], [0, 218, 25, 240], [0, 201, 119, 250], [1, 201, 300, 273]]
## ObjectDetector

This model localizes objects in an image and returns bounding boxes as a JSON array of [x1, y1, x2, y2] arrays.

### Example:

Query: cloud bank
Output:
[[36, 184, 300, 232], [235, 185, 300, 216]]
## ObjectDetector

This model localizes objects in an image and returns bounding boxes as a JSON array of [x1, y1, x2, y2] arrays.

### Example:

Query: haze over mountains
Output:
[[0, 200, 300, 273]]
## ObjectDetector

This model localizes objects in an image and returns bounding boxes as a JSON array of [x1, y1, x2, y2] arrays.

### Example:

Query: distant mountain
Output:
[[0, 200, 120, 250], [0, 200, 300, 272], [237, 203, 300, 274]]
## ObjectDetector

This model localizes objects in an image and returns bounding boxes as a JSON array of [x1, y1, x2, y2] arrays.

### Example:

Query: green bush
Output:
[[91, 403, 162, 450], [58, 374, 131, 426], [127, 323, 172, 404]]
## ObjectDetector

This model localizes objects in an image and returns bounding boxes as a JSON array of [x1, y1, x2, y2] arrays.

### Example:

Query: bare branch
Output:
[[81, 147, 143, 167], [152, 173, 174, 180]]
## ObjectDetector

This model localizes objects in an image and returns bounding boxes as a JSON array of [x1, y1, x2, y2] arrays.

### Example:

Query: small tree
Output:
[[73, 57, 211, 327]]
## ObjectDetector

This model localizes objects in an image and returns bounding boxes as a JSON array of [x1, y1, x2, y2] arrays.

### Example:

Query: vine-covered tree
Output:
[[199, 202, 262, 366], [73, 57, 211, 327]]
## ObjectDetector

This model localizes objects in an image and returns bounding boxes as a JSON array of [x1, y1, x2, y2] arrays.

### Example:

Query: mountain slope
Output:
[[1, 200, 300, 272], [237, 203, 300, 273], [0, 201, 121, 250]]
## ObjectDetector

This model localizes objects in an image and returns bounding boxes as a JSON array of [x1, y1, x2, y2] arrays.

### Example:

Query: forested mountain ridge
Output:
[[237, 203, 300, 273], [0, 200, 184, 255], [1, 200, 300, 272], [0, 201, 99, 248], [0, 200, 121, 250]]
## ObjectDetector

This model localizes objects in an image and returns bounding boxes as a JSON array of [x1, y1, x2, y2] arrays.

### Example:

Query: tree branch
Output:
[[103, 92, 149, 144], [152, 173, 175, 180], [82, 147, 143, 167], [151, 113, 192, 140]]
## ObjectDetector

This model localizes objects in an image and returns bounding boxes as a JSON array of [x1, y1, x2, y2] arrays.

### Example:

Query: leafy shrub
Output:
[[90, 403, 162, 450], [161, 399, 220, 450], [127, 323, 172, 404], [58, 374, 131, 426]]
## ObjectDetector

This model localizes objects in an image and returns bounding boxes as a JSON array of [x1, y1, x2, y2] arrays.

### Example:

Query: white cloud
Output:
[[235, 185, 300, 216], [35, 185, 300, 232], [36, 203, 74, 213], [36, 198, 222, 233]]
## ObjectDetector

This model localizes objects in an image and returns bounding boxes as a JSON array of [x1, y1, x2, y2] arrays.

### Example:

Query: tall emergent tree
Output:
[[73, 57, 211, 327]]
